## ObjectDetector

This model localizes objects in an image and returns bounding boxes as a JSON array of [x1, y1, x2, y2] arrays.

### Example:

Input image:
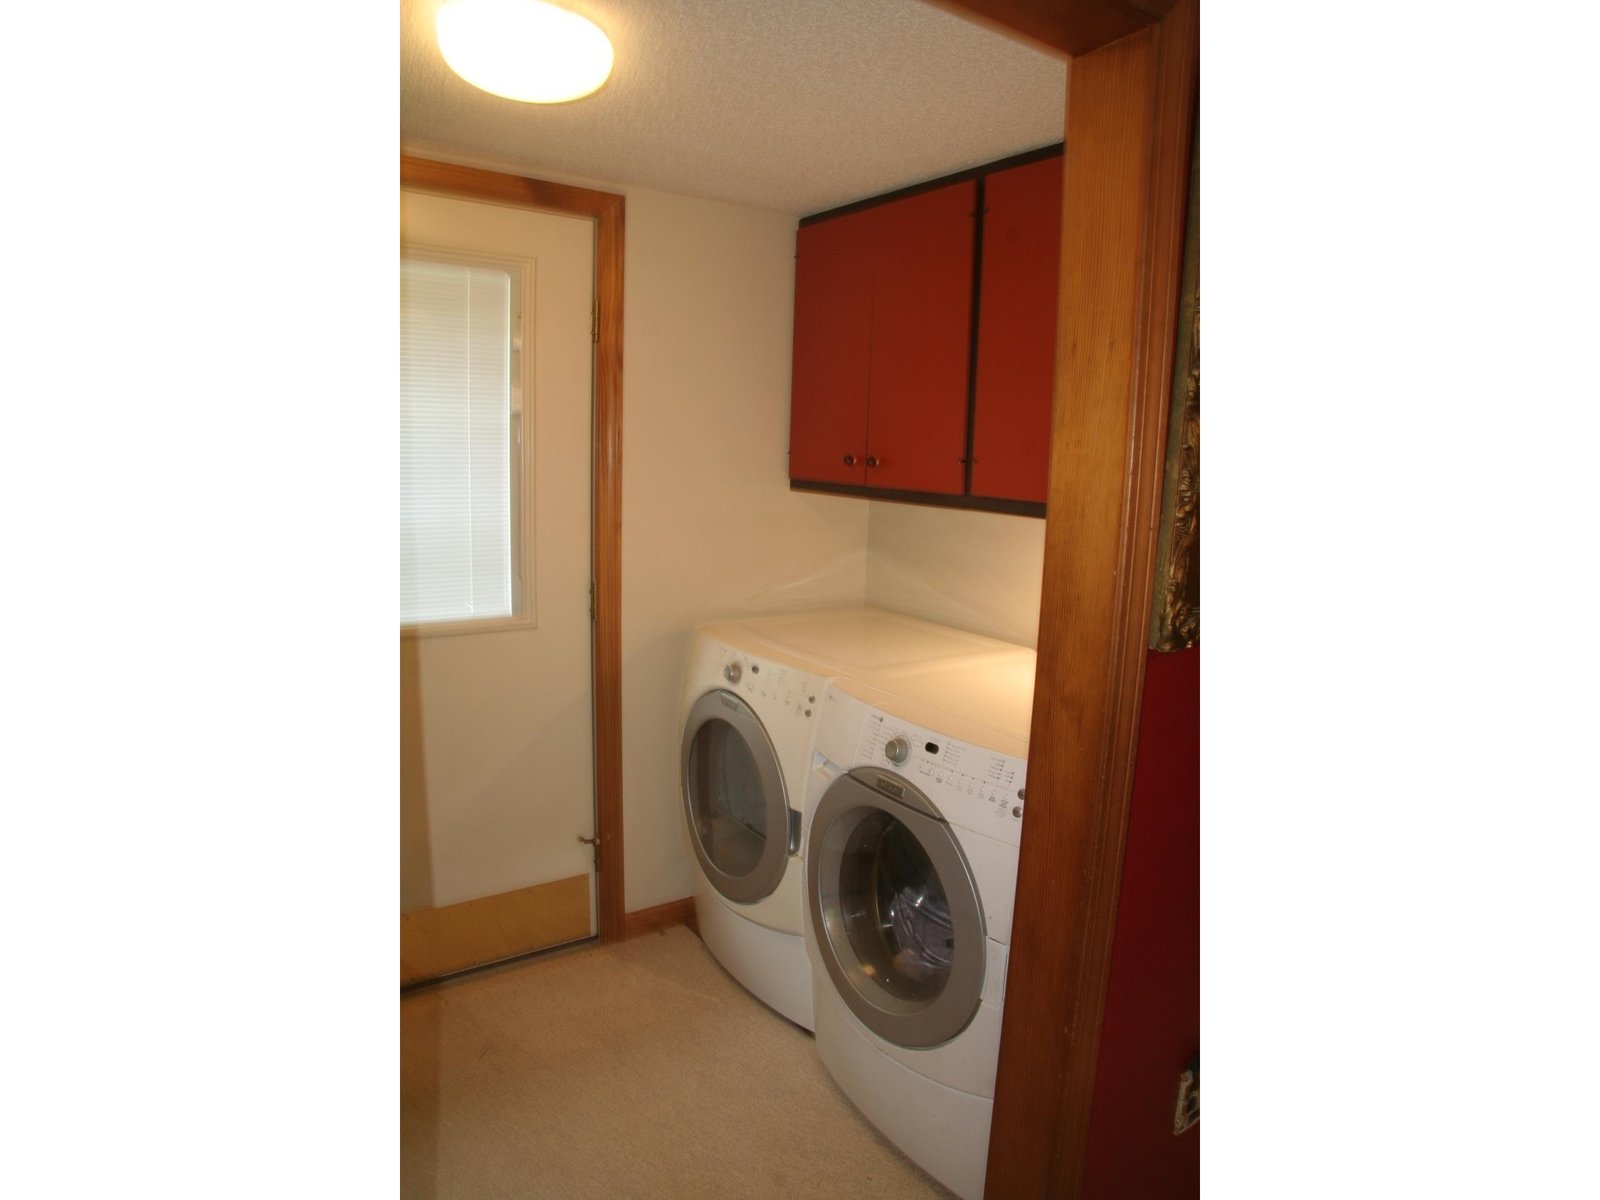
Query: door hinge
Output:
[[589, 581, 597, 621], [592, 298, 599, 344]]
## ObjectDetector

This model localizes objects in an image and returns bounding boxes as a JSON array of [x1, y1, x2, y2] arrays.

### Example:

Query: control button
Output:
[[1012, 806, 1023, 819], [723, 661, 742, 684], [1017, 787, 1026, 801], [883, 736, 909, 765], [751, 663, 760, 674]]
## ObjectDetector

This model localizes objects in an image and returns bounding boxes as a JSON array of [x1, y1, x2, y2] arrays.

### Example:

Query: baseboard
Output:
[[624, 896, 697, 939]]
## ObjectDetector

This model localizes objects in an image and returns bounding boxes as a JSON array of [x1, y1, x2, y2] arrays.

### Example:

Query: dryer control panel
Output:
[[688, 632, 830, 806], [718, 648, 823, 724], [852, 703, 1027, 848]]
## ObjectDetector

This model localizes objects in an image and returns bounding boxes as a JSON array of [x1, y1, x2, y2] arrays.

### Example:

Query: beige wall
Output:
[[398, 146, 1049, 918], [865, 502, 1046, 649], [617, 185, 868, 911]]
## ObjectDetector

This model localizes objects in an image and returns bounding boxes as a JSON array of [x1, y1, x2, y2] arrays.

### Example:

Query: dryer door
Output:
[[807, 767, 986, 1049], [681, 689, 793, 905]]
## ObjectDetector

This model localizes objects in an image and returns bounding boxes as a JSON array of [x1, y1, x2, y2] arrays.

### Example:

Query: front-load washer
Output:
[[801, 669, 1032, 1200], [678, 608, 1031, 1031]]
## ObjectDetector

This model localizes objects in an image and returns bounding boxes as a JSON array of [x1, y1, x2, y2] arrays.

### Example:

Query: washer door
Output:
[[807, 767, 986, 1048], [681, 689, 793, 905]]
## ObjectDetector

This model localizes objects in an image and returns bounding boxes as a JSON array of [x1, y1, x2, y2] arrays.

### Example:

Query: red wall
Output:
[[1081, 646, 1200, 1198]]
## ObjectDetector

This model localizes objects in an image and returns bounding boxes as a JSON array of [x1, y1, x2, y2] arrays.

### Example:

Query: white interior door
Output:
[[399, 189, 597, 980]]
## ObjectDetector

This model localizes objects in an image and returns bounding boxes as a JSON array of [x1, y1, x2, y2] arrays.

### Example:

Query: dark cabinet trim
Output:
[[962, 172, 989, 498], [799, 141, 1065, 228], [790, 477, 1046, 519]]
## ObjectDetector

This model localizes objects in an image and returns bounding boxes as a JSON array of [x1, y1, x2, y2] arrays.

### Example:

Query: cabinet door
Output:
[[866, 181, 976, 496], [971, 156, 1063, 503], [789, 207, 875, 485]]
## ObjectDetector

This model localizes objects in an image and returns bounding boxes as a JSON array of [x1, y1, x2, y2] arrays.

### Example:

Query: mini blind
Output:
[[400, 256, 520, 626]]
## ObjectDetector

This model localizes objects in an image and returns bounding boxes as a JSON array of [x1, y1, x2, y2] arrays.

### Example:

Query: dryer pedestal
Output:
[[694, 887, 814, 1030]]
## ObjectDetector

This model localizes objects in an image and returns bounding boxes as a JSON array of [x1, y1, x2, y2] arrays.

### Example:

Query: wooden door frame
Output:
[[400, 155, 628, 946], [923, 2, 1198, 1196]]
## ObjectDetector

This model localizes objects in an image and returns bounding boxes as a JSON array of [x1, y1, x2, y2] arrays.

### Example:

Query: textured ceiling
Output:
[[400, 0, 1068, 216]]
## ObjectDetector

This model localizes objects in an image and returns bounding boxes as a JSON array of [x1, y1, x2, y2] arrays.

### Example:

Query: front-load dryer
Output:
[[679, 628, 827, 1029], [801, 669, 1032, 1200], [678, 608, 1031, 1032]]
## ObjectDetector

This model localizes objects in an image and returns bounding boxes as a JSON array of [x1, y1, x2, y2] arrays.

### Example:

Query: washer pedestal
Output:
[[813, 978, 992, 1200]]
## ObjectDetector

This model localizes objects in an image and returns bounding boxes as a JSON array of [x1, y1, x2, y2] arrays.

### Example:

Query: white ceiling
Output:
[[400, 0, 1069, 217]]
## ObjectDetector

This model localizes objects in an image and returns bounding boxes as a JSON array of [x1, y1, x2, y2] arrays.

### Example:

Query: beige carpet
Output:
[[401, 925, 959, 1199]]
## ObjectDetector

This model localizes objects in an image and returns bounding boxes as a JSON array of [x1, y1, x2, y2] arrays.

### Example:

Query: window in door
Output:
[[399, 250, 532, 633]]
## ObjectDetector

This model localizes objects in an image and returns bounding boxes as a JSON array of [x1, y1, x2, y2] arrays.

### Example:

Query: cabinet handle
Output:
[[843, 453, 856, 467], [866, 455, 881, 469]]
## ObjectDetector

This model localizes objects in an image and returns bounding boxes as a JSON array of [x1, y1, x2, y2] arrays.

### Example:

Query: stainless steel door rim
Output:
[[681, 688, 792, 905], [807, 767, 986, 1048]]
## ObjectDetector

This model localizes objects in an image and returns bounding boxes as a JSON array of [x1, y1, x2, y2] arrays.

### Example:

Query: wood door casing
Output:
[[971, 155, 1064, 503], [398, 154, 628, 946], [980, 0, 1199, 1195], [790, 209, 875, 485], [400, 190, 597, 944], [865, 180, 977, 495]]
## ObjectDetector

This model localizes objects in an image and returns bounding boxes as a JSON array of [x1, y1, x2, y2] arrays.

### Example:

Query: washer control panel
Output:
[[853, 704, 1027, 844]]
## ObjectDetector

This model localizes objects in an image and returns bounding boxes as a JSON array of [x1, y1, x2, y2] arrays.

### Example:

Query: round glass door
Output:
[[807, 768, 985, 1048], [681, 689, 790, 904]]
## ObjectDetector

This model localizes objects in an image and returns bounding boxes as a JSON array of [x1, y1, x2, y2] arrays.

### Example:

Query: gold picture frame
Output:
[[1150, 135, 1199, 654]]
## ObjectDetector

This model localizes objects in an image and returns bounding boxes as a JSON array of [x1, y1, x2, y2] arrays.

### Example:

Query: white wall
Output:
[[865, 501, 1046, 648]]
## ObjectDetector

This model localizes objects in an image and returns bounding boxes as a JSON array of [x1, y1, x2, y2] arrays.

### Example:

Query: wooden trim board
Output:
[[399, 155, 628, 945], [924, 0, 1176, 57], [623, 897, 698, 940], [401, 875, 592, 986], [977, 0, 1199, 1196]]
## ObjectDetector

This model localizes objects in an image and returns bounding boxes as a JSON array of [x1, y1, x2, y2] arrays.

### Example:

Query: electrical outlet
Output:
[[1173, 1062, 1199, 1135]]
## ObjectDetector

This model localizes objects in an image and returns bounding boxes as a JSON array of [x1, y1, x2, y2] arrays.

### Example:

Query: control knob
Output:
[[883, 736, 909, 765], [723, 661, 742, 684]]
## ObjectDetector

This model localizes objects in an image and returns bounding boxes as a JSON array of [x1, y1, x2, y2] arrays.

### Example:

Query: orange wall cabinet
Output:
[[971, 155, 1064, 504], [789, 146, 1063, 515], [791, 181, 977, 495], [789, 206, 876, 487]]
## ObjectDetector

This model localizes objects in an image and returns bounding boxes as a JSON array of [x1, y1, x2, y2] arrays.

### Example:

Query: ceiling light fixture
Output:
[[436, 0, 614, 104]]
